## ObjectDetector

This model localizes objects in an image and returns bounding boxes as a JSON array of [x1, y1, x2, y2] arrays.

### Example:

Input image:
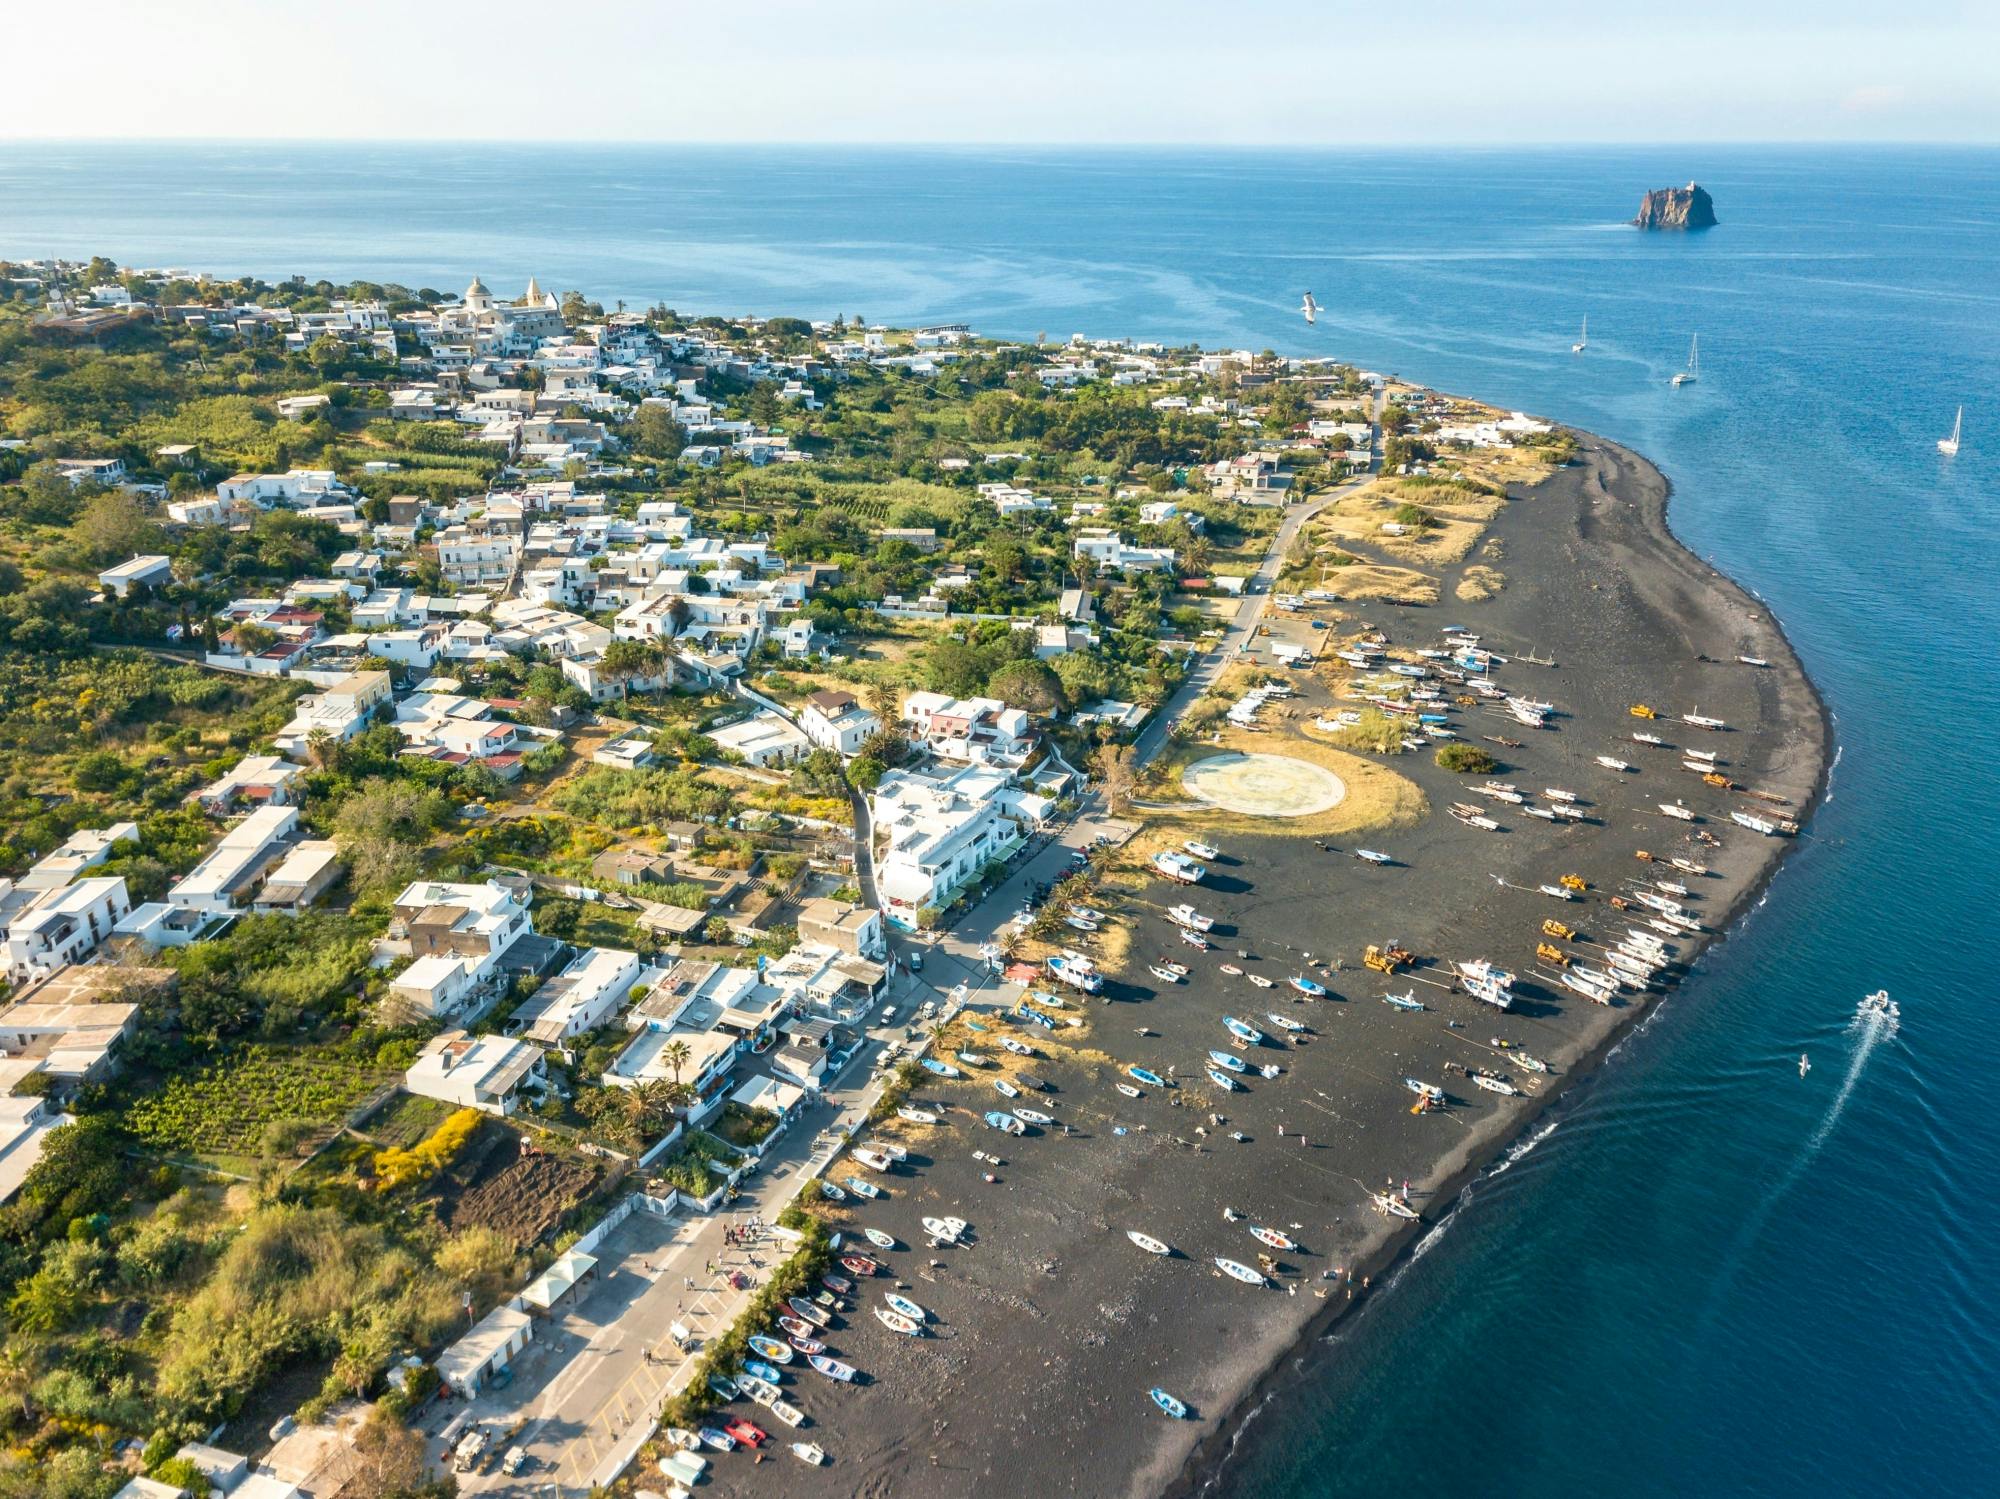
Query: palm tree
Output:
[[660, 1038, 693, 1085], [305, 727, 337, 772]]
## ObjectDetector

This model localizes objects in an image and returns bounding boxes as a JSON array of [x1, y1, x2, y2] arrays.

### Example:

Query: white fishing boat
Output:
[[1166, 903, 1213, 931], [1266, 1012, 1306, 1033], [1633, 730, 1667, 746], [1184, 839, 1221, 861], [1739, 655, 1770, 667], [1669, 856, 1709, 875], [1938, 406, 1962, 456], [851, 1148, 893, 1172], [1543, 787, 1579, 803], [771, 1399, 806, 1428], [993, 1079, 1019, 1099], [1064, 914, 1099, 932], [1572, 314, 1588, 354], [1538, 883, 1577, 901], [1248, 973, 1275, 989], [1596, 755, 1632, 771], [1250, 1225, 1297, 1251], [1223, 1016, 1266, 1044], [1355, 849, 1393, 865], [1215, 1257, 1268, 1286], [1657, 801, 1697, 821], [1562, 970, 1615, 1004], [1515, 1052, 1550, 1074], [1682, 759, 1716, 774], [922, 1216, 964, 1243], [898, 1106, 939, 1126], [1521, 805, 1557, 821], [845, 1176, 880, 1199], [1128, 1230, 1172, 1255], [1382, 990, 1426, 1011], [1149, 964, 1183, 984], [1116, 1083, 1143, 1098], [862, 1228, 897, 1250], [1478, 786, 1525, 804], [1456, 958, 1516, 990], [1372, 1192, 1420, 1220], [1014, 1108, 1054, 1127], [999, 1037, 1035, 1057], [1206, 1067, 1241, 1092], [1731, 810, 1781, 835], [1473, 1074, 1518, 1096], [1219, 962, 1243, 976], [1672, 333, 1699, 387], [1180, 928, 1211, 950], [1683, 707, 1726, 731], [793, 1442, 827, 1465], [1684, 748, 1719, 764], [1208, 1049, 1247, 1073], [1403, 1077, 1445, 1104], [1451, 805, 1501, 830], [874, 1307, 920, 1336], [1153, 850, 1206, 885]]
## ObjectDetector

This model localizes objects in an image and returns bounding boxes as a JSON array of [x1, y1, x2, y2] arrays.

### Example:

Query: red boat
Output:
[[839, 1254, 879, 1278], [724, 1417, 769, 1448]]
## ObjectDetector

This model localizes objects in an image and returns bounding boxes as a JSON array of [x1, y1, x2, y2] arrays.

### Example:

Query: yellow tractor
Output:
[[1629, 704, 1658, 719], [1559, 873, 1587, 893], [1703, 772, 1731, 789], [1364, 941, 1414, 975], [1537, 942, 1570, 967], [1541, 918, 1575, 941]]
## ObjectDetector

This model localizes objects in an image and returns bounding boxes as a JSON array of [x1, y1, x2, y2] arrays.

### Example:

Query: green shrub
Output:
[[1435, 743, 1498, 774]]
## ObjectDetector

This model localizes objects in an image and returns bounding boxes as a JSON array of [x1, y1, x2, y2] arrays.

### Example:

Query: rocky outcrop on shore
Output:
[[1633, 182, 1718, 230]]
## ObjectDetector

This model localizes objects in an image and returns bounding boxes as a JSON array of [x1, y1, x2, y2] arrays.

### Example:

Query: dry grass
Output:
[[1456, 566, 1507, 602]]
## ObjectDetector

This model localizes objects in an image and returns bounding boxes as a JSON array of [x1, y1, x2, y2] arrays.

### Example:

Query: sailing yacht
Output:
[[1938, 406, 1962, 456], [1672, 334, 1699, 387], [1571, 316, 1587, 354]]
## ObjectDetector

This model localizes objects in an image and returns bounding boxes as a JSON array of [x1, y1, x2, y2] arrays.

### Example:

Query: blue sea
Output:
[[5, 143, 1996, 1494]]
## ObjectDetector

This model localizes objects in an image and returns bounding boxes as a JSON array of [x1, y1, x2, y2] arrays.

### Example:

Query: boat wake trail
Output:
[[1691, 991, 1902, 1340]]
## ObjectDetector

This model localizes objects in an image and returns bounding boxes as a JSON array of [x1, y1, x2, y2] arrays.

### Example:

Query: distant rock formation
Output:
[[1632, 182, 1718, 231]]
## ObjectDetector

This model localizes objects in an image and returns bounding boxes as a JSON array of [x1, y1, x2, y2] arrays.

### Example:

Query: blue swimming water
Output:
[[5, 143, 1996, 1494]]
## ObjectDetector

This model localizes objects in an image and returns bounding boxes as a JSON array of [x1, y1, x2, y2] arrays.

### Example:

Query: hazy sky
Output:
[[5, 0, 1994, 144]]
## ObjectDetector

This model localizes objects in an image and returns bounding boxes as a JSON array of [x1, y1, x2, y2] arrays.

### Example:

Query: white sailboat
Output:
[[1938, 406, 1962, 456], [1572, 315, 1587, 354], [1672, 334, 1699, 387]]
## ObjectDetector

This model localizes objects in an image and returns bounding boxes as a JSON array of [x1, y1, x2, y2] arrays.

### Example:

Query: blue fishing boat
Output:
[[1289, 974, 1327, 996], [1207, 1049, 1247, 1073], [920, 1058, 961, 1078], [1223, 1016, 1264, 1045], [1128, 1065, 1167, 1087], [1206, 1067, 1241, 1091], [1150, 1388, 1189, 1419]]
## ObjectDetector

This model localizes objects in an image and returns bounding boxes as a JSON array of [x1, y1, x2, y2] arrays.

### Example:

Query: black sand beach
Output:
[[702, 434, 1829, 1499]]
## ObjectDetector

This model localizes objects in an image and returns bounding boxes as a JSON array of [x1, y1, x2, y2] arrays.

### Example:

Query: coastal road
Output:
[[1132, 393, 1381, 767]]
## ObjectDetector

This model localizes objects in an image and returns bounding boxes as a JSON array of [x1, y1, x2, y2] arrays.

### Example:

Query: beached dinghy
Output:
[[1251, 1226, 1297, 1251], [1544, 787, 1580, 803], [898, 1106, 939, 1125], [1632, 731, 1667, 746], [1116, 1082, 1143, 1098], [1185, 839, 1221, 861], [1266, 1012, 1306, 1033], [851, 1148, 893, 1172], [1207, 1067, 1242, 1092], [993, 1079, 1019, 1099], [1128, 1230, 1172, 1255], [818, 1181, 847, 1203], [809, 1355, 858, 1382], [771, 1399, 806, 1428], [919, 1059, 960, 1079], [748, 1334, 795, 1364], [1248, 973, 1274, 988], [1013, 1108, 1054, 1127], [788, 1296, 831, 1328], [1372, 1192, 1420, 1220], [1382, 990, 1426, 1011], [983, 1111, 1027, 1135], [1289, 974, 1327, 997], [1180, 929, 1212, 950], [883, 1293, 927, 1322], [1129, 1065, 1168, 1087], [862, 1228, 896, 1251], [1596, 755, 1633, 771], [1149, 965, 1184, 983], [1515, 1053, 1550, 1074], [793, 1442, 827, 1465], [1167, 904, 1213, 931], [1215, 1257, 1269, 1286], [1219, 963, 1243, 975], [1404, 1078, 1445, 1105], [1151, 1388, 1190, 1419], [1355, 848, 1393, 864], [999, 1037, 1035, 1056], [874, 1307, 921, 1336], [844, 1176, 880, 1200], [1208, 1049, 1247, 1072], [1474, 1074, 1519, 1096], [698, 1427, 737, 1452], [1657, 801, 1697, 821], [738, 1374, 781, 1405], [779, 1315, 822, 1343]]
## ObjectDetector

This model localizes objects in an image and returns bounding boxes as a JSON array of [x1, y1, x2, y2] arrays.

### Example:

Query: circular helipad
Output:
[[1181, 753, 1346, 817]]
